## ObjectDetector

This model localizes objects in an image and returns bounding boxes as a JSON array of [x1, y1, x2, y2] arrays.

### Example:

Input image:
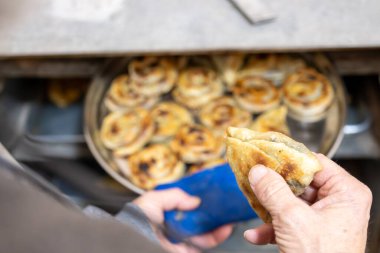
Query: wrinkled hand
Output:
[[134, 188, 233, 253], [244, 154, 372, 253]]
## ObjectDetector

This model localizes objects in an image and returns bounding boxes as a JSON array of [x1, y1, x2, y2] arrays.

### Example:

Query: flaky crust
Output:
[[150, 102, 194, 143], [104, 74, 158, 111], [251, 106, 290, 136], [199, 96, 252, 136], [117, 144, 185, 190], [283, 68, 334, 121], [129, 56, 178, 96], [100, 108, 154, 157], [170, 124, 225, 163], [233, 76, 281, 113], [226, 127, 321, 223]]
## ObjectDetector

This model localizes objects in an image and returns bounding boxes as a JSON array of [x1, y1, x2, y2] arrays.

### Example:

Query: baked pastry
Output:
[[117, 144, 185, 190], [233, 75, 281, 113], [188, 158, 226, 174], [129, 56, 178, 96], [199, 96, 252, 136], [251, 106, 290, 136], [226, 127, 322, 223], [100, 108, 154, 157], [170, 124, 225, 163], [48, 79, 87, 108], [282, 68, 334, 122], [150, 102, 194, 143], [239, 54, 305, 86], [173, 67, 224, 109], [212, 53, 245, 90], [104, 74, 158, 111]]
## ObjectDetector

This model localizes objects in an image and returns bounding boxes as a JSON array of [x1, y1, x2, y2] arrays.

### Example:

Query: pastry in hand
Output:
[[233, 75, 281, 113], [117, 144, 185, 190], [100, 108, 154, 157], [251, 106, 290, 136], [170, 124, 225, 163], [199, 96, 252, 136], [212, 53, 245, 90], [129, 56, 178, 96], [226, 127, 322, 223], [104, 74, 158, 111], [188, 158, 226, 174], [173, 67, 224, 109], [282, 68, 334, 122], [239, 54, 305, 86], [150, 102, 194, 143]]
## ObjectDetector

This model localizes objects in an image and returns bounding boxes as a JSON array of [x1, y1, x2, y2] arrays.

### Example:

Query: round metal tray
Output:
[[84, 54, 346, 194]]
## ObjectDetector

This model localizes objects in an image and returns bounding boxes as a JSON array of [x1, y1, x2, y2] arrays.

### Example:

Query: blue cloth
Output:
[[156, 163, 257, 242]]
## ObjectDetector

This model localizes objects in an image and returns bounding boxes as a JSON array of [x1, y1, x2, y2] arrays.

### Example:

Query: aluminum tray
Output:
[[84, 54, 346, 194]]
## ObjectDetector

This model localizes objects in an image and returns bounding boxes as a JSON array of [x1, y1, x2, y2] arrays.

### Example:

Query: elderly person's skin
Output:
[[245, 154, 372, 253], [134, 188, 233, 253]]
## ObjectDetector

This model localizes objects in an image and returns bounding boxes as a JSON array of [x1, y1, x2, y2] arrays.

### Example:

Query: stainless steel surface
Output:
[[229, 0, 276, 24], [84, 54, 346, 194], [1, 0, 380, 57]]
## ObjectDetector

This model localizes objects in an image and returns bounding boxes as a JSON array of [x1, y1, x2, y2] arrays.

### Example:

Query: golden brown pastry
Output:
[[188, 158, 226, 174], [48, 79, 87, 108], [212, 53, 245, 90], [104, 74, 158, 111], [129, 56, 178, 96], [232, 75, 281, 113], [100, 108, 154, 157], [251, 106, 290, 136], [282, 68, 334, 122], [150, 102, 194, 143], [239, 54, 305, 86], [199, 96, 252, 136], [170, 124, 225, 163], [173, 67, 224, 109], [117, 144, 185, 190], [226, 127, 322, 223]]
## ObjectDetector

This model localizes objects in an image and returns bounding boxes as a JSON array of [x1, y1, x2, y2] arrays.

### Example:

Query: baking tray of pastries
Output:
[[84, 53, 346, 194]]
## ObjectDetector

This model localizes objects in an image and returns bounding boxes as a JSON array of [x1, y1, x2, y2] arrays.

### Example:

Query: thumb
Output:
[[249, 165, 303, 217]]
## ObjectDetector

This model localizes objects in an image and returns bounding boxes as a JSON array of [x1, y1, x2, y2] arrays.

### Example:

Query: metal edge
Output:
[[83, 58, 145, 195]]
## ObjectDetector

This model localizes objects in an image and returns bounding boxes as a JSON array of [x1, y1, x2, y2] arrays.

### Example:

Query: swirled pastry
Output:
[[239, 54, 305, 86], [199, 96, 252, 136], [188, 158, 226, 174], [233, 75, 281, 113], [283, 68, 334, 122], [170, 124, 225, 163], [129, 56, 178, 96], [251, 106, 290, 136], [100, 108, 154, 157], [104, 74, 158, 111], [150, 102, 194, 143], [226, 127, 322, 223], [212, 53, 245, 90], [173, 67, 224, 109], [118, 144, 185, 190]]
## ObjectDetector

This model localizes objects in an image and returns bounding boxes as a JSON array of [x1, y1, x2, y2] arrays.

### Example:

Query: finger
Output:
[[249, 165, 304, 216], [153, 188, 201, 211], [244, 223, 274, 245], [312, 153, 349, 189], [299, 185, 318, 204], [189, 224, 233, 249]]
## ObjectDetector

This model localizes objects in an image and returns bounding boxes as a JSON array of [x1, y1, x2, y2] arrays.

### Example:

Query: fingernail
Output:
[[249, 165, 268, 185]]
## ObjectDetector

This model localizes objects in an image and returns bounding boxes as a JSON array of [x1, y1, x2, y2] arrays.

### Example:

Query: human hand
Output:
[[244, 153, 372, 253], [134, 188, 233, 253]]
